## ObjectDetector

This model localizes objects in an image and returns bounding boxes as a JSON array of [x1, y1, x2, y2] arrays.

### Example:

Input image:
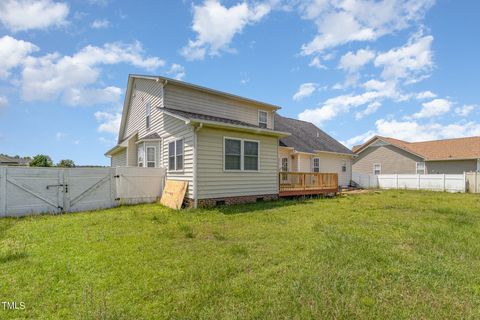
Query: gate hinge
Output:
[[113, 175, 120, 178], [115, 198, 120, 201]]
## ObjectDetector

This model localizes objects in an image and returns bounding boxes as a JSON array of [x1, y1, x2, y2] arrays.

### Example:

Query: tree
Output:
[[57, 159, 75, 168], [29, 155, 53, 167]]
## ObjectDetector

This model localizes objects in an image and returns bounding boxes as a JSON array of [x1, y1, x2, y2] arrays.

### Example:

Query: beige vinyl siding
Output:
[[296, 154, 312, 172], [111, 149, 127, 167], [316, 153, 352, 186], [353, 145, 423, 174], [164, 84, 274, 129], [426, 160, 477, 174], [123, 78, 164, 141], [197, 127, 279, 199], [159, 113, 194, 199]]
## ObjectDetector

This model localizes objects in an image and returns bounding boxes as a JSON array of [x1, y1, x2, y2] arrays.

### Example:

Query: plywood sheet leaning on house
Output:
[[160, 180, 187, 209]]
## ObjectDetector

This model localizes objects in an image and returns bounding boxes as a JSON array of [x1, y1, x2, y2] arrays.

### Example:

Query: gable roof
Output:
[[274, 114, 353, 155], [118, 75, 282, 143], [353, 135, 480, 161], [163, 108, 262, 129], [0, 155, 30, 165]]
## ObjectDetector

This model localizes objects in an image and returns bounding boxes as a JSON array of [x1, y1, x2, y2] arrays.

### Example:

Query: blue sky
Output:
[[0, 0, 479, 165]]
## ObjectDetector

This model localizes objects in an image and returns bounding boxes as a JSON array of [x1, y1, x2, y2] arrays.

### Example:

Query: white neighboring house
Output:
[[106, 75, 353, 207]]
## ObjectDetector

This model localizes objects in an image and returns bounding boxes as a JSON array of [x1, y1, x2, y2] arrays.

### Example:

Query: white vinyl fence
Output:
[[466, 172, 480, 193], [352, 173, 466, 193], [0, 166, 165, 217]]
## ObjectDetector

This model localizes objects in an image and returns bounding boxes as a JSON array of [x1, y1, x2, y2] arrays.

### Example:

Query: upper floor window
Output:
[[145, 102, 151, 129], [416, 162, 425, 174], [313, 157, 320, 172], [373, 163, 381, 175], [224, 138, 259, 171], [341, 160, 347, 173], [168, 139, 184, 171], [146, 147, 156, 168], [258, 110, 268, 128]]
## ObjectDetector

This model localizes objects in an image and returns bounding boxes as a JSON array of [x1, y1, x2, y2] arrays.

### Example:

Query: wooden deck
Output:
[[279, 172, 338, 197]]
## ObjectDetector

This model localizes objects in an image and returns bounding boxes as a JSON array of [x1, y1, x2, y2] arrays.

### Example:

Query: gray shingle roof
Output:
[[274, 114, 353, 155], [163, 108, 264, 129], [142, 132, 161, 140]]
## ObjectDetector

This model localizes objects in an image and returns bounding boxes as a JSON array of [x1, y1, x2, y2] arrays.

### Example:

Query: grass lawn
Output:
[[1, 190, 480, 319]]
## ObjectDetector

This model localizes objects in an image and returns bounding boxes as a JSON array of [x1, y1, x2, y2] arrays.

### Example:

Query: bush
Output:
[[57, 159, 75, 168], [29, 155, 53, 167]]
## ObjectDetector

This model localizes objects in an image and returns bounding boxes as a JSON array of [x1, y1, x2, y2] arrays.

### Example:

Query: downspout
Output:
[[193, 123, 203, 208]]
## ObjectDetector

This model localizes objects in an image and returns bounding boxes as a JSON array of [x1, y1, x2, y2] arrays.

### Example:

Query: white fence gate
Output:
[[466, 172, 480, 193], [352, 173, 466, 193], [0, 166, 165, 217]]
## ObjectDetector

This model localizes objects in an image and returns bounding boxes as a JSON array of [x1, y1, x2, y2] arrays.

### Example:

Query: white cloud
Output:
[[309, 56, 327, 69], [345, 119, 480, 148], [91, 19, 110, 29], [299, 0, 434, 55], [293, 83, 317, 101], [455, 104, 476, 117], [98, 136, 115, 146], [55, 131, 67, 141], [339, 49, 375, 72], [0, 35, 38, 78], [374, 33, 434, 82], [181, 0, 271, 60], [166, 63, 186, 80], [21, 41, 164, 105], [94, 111, 121, 135], [355, 101, 381, 120], [0, 0, 69, 32], [416, 90, 436, 100], [0, 96, 8, 108], [412, 98, 451, 119]]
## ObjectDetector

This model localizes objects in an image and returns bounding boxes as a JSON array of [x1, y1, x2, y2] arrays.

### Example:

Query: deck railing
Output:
[[279, 172, 338, 195]]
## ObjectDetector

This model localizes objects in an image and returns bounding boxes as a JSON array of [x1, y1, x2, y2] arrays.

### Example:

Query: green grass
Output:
[[1, 190, 480, 319]]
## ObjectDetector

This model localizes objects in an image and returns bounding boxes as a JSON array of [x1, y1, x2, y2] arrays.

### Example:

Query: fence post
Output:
[[417, 174, 421, 190], [443, 174, 446, 192], [0, 167, 6, 217], [395, 174, 399, 189], [463, 172, 466, 193]]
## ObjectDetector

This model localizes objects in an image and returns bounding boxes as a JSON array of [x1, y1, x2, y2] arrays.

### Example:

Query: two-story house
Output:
[[105, 75, 353, 207]]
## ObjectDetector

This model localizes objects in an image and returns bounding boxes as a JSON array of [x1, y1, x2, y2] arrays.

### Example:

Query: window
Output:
[[373, 163, 381, 175], [313, 157, 320, 172], [258, 110, 268, 128], [145, 102, 151, 129], [137, 144, 144, 167], [224, 138, 241, 170], [168, 139, 184, 171], [244, 141, 259, 170], [416, 162, 425, 174], [224, 138, 259, 171], [146, 147, 156, 168], [341, 161, 347, 173], [281, 157, 289, 172]]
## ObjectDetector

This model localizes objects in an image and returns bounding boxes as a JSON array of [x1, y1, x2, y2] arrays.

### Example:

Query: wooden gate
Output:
[[0, 167, 116, 217]]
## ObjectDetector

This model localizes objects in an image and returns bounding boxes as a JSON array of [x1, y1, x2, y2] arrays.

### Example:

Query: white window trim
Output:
[[146, 146, 156, 168], [312, 157, 320, 173], [167, 138, 184, 172], [258, 110, 268, 128], [223, 136, 260, 172], [416, 162, 426, 174], [373, 163, 381, 175]]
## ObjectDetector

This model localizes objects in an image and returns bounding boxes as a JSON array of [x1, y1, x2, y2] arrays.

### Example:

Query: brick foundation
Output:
[[194, 194, 278, 208]]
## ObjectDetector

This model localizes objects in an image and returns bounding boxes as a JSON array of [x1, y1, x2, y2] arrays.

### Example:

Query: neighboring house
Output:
[[352, 136, 480, 175], [0, 155, 30, 166], [106, 75, 351, 207]]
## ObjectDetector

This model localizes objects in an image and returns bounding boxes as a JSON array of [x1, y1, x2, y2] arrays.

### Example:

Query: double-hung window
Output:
[[145, 102, 151, 129], [224, 138, 259, 171], [168, 139, 184, 171], [341, 160, 347, 173], [281, 157, 289, 172], [416, 162, 425, 174], [373, 163, 381, 175], [313, 157, 320, 172], [258, 111, 268, 128], [146, 147, 156, 168]]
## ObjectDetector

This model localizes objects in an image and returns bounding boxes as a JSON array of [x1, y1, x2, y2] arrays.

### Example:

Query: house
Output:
[[106, 75, 351, 207], [0, 155, 30, 166], [352, 136, 480, 175]]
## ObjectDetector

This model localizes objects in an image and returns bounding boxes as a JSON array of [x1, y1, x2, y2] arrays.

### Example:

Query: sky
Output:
[[0, 0, 479, 166]]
